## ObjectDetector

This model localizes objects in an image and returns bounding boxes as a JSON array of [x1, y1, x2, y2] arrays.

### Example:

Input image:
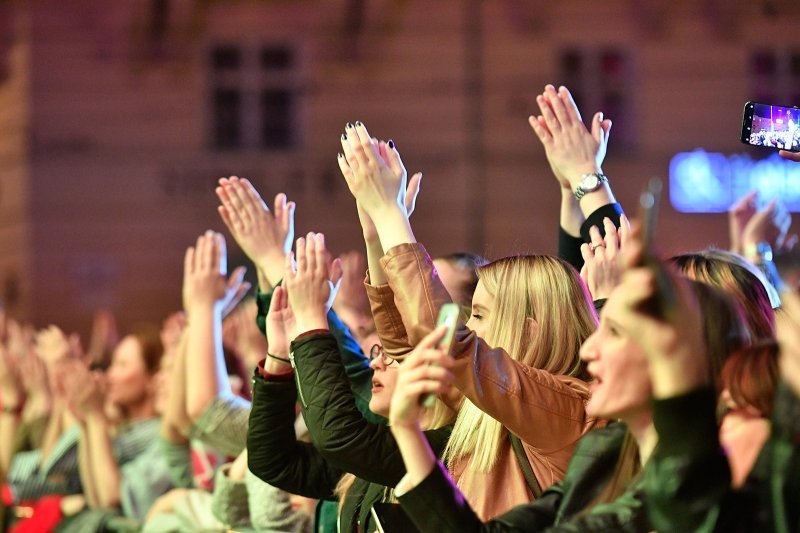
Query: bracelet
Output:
[[267, 352, 291, 364]]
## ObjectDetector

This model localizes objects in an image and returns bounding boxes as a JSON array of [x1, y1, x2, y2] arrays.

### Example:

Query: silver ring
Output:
[[590, 243, 605, 252]]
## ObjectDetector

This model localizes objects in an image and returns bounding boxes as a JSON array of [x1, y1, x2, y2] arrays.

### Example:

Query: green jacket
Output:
[[248, 332, 452, 533], [398, 422, 652, 532], [255, 287, 384, 425], [645, 385, 800, 532]]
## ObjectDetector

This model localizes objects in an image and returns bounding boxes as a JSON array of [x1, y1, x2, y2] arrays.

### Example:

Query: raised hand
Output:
[[182, 231, 248, 318], [35, 325, 76, 366], [740, 198, 793, 259], [216, 177, 295, 290], [0, 344, 22, 409], [284, 233, 343, 336], [612, 224, 708, 398], [529, 85, 612, 191], [265, 285, 296, 363], [580, 215, 631, 300], [59, 359, 105, 422], [338, 122, 409, 220], [389, 325, 454, 429]]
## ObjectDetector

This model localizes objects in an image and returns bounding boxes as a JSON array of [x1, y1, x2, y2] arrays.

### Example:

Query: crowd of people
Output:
[[1, 83, 800, 532]]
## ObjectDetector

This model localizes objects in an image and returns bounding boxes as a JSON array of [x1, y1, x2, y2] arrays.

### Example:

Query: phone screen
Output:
[[742, 102, 800, 152]]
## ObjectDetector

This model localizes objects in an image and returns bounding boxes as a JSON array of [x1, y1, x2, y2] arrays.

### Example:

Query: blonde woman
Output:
[[338, 121, 601, 518]]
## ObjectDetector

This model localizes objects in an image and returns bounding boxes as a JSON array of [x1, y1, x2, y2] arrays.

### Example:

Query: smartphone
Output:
[[741, 101, 800, 152], [421, 303, 460, 407], [636, 178, 676, 319]]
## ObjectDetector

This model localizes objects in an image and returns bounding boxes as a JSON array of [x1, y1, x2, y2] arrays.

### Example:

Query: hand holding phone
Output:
[[634, 178, 676, 319], [421, 303, 460, 407], [741, 102, 800, 153]]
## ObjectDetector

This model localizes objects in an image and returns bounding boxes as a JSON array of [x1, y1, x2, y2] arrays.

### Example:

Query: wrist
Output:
[[566, 165, 603, 189], [293, 312, 329, 336], [185, 300, 215, 317]]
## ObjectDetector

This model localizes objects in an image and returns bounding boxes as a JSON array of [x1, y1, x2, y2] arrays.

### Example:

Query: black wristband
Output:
[[266, 352, 291, 364]]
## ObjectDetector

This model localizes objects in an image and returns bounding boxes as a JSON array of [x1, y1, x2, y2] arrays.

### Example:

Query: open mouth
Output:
[[371, 379, 383, 392]]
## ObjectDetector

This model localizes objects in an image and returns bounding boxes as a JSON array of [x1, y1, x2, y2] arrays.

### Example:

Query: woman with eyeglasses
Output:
[[247, 233, 456, 533]]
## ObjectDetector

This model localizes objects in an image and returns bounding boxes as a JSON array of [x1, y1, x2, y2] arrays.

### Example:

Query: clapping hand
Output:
[[580, 215, 631, 300], [284, 233, 343, 337], [529, 85, 612, 191], [182, 231, 249, 318], [216, 177, 295, 291]]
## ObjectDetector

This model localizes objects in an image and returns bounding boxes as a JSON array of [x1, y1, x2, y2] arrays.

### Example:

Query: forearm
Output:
[[77, 428, 100, 508], [0, 411, 20, 477], [165, 334, 191, 434], [186, 306, 229, 420], [258, 251, 288, 291], [83, 412, 122, 508], [365, 236, 388, 285], [560, 189, 584, 238], [391, 423, 437, 489], [374, 207, 417, 253]]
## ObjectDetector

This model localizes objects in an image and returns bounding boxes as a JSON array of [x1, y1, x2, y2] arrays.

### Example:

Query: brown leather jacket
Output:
[[366, 242, 602, 520]]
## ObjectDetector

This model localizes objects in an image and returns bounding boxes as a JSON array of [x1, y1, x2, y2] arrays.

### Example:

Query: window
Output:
[[209, 43, 302, 150], [559, 47, 634, 150]]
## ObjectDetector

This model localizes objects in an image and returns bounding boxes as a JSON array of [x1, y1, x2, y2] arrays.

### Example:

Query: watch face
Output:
[[581, 174, 600, 189]]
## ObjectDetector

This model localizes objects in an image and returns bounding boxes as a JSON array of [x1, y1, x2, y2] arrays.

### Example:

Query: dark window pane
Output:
[[213, 89, 241, 148], [211, 46, 241, 70], [261, 89, 292, 148], [561, 49, 582, 76], [261, 46, 293, 70], [601, 50, 625, 80], [752, 50, 778, 77]]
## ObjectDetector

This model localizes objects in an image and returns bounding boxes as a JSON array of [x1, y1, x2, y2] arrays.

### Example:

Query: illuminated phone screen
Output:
[[747, 103, 800, 151]]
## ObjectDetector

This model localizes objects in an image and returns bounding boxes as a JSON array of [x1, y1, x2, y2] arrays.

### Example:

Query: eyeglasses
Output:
[[369, 344, 396, 366]]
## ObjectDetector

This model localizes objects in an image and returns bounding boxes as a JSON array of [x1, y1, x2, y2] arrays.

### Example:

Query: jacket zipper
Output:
[[289, 351, 308, 408]]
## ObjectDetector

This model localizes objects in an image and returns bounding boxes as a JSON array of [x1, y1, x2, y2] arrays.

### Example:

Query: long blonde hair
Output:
[[443, 255, 598, 473]]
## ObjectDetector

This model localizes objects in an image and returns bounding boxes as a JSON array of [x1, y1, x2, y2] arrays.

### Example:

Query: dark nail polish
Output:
[[346, 122, 353, 129], [355, 120, 363, 127], [337, 152, 344, 159], [388, 139, 395, 149], [341, 133, 347, 141]]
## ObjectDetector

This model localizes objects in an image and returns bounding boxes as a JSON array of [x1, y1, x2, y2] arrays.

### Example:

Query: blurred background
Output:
[[1, 0, 799, 334]]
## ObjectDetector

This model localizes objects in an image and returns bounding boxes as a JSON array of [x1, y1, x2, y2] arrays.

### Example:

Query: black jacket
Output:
[[248, 332, 452, 533], [398, 422, 652, 532]]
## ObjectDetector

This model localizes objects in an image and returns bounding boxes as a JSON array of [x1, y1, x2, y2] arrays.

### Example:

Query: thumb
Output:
[[591, 112, 603, 143], [329, 258, 344, 290], [227, 266, 247, 290], [405, 172, 423, 216]]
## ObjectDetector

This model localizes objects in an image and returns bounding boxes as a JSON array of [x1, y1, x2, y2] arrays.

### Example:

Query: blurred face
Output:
[[106, 336, 154, 408], [579, 289, 651, 422], [434, 259, 474, 307], [465, 280, 494, 339], [368, 345, 398, 417]]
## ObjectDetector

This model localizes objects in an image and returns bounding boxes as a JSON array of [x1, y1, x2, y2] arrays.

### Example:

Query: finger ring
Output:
[[590, 243, 605, 252]]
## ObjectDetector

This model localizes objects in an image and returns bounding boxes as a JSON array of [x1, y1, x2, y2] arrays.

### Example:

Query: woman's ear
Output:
[[525, 317, 539, 339]]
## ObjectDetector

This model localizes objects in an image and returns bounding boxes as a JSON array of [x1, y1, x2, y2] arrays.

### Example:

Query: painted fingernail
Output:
[[388, 139, 395, 149], [355, 120, 363, 127], [346, 122, 353, 129], [341, 133, 347, 141], [337, 152, 344, 159]]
